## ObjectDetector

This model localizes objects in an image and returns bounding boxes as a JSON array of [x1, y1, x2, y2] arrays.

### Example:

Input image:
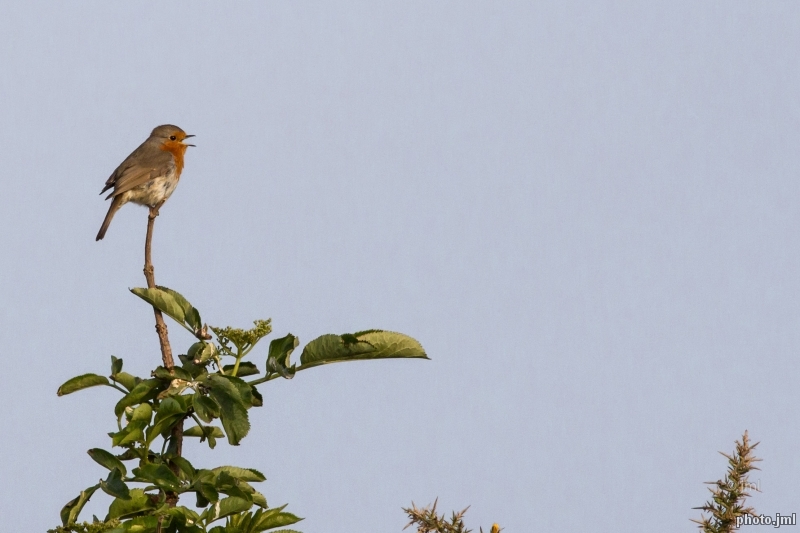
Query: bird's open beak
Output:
[[183, 134, 195, 147]]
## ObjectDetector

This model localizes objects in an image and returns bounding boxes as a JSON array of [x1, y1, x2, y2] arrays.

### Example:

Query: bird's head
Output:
[[150, 124, 195, 147]]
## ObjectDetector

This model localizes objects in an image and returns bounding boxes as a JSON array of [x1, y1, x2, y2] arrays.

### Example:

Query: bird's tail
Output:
[[96, 196, 123, 241]]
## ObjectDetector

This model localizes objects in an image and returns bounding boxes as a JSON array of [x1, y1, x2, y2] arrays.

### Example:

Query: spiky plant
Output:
[[403, 499, 501, 533], [692, 431, 761, 533]]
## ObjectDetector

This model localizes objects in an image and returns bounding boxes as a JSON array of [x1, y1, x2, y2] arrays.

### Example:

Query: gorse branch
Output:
[[403, 499, 501, 533], [692, 431, 761, 533], [403, 500, 471, 533]]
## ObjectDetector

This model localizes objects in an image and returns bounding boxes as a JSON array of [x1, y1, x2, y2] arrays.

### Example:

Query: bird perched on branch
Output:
[[96, 124, 195, 241]]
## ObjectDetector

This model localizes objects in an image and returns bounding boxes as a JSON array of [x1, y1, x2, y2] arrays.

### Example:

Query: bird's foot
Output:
[[148, 201, 165, 219]]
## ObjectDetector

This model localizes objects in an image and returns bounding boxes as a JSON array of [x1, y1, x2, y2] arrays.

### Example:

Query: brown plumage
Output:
[[96, 124, 194, 241]]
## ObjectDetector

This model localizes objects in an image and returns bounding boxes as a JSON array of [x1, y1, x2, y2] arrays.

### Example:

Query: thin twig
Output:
[[144, 203, 175, 369], [144, 202, 183, 504]]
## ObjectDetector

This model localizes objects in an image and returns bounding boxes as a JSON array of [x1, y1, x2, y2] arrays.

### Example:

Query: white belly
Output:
[[125, 169, 180, 207]]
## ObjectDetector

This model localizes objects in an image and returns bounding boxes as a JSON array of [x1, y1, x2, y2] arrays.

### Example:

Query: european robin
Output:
[[96, 124, 195, 241]]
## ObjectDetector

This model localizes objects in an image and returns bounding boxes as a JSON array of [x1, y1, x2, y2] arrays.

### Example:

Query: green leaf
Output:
[[169, 456, 196, 480], [117, 515, 159, 532], [266, 334, 298, 379], [223, 361, 260, 377], [251, 385, 263, 407], [188, 341, 216, 365], [252, 507, 303, 532], [251, 491, 268, 509], [116, 448, 142, 461], [186, 308, 202, 333], [153, 397, 185, 422], [147, 414, 184, 444], [299, 330, 428, 368], [106, 488, 155, 519], [152, 365, 193, 382], [131, 287, 187, 324], [227, 512, 251, 531], [219, 375, 256, 407], [184, 424, 223, 447], [214, 471, 252, 502], [112, 421, 147, 447], [202, 496, 253, 523], [205, 375, 250, 445], [115, 404, 153, 445], [157, 381, 192, 401], [211, 482, 265, 509], [100, 468, 131, 500], [111, 356, 123, 375], [211, 466, 266, 483], [60, 484, 99, 526], [132, 463, 180, 492], [193, 393, 221, 423], [131, 403, 153, 423], [111, 371, 138, 392], [195, 482, 219, 505], [166, 506, 202, 529], [184, 425, 225, 439], [114, 380, 161, 417], [57, 374, 110, 396], [145, 402, 188, 445], [179, 354, 208, 379], [157, 285, 202, 332], [88, 448, 127, 477], [130, 286, 202, 334]]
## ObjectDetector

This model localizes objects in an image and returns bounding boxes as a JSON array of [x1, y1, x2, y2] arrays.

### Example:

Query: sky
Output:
[[1, 2, 799, 532]]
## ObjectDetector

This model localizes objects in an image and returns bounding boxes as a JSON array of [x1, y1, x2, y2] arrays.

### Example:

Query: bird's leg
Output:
[[149, 200, 166, 219]]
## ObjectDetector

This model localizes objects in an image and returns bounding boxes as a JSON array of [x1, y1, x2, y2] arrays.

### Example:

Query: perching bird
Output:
[[96, 124, 194, 241]]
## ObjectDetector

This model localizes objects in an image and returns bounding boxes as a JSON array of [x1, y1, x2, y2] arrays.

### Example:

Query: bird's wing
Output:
[[103, 148, 174, 199], [100, 139, 152, 195], [99, 161, 131, 195]]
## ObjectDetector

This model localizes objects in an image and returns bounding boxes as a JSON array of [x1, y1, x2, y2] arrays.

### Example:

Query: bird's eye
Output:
[[169, 135, 177, 141]]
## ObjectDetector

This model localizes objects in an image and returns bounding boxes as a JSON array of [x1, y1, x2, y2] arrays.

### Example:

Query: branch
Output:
[[144, 203, 183, 500], [144, 204, 175, 370]]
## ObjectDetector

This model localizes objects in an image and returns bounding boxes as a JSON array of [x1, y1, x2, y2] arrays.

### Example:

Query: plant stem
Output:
[[106, 382, 128, 394], [246, 374, 279, 386], [144, 204, 175, 370], [231, 349, 249, 376], [190, 413, 204, 428], [144, 203, 183, 503]]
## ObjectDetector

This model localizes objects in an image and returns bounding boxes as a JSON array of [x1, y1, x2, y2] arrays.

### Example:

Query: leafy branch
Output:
[[54, 285, 427, 532], [55, 190, 427, 532]]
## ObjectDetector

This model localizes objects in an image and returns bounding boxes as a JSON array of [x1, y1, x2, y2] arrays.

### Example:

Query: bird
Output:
[[96, 124, 195, 241]]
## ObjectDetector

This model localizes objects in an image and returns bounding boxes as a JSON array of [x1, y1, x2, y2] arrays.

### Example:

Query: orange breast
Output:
[[160, 140, 188, 175]]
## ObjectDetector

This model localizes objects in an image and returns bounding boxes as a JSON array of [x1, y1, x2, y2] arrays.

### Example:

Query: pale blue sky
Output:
[[1, 2, 799, 532]]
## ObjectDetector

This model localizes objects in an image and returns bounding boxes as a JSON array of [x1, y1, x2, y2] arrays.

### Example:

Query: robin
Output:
[[96, 124, 195, 241]]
